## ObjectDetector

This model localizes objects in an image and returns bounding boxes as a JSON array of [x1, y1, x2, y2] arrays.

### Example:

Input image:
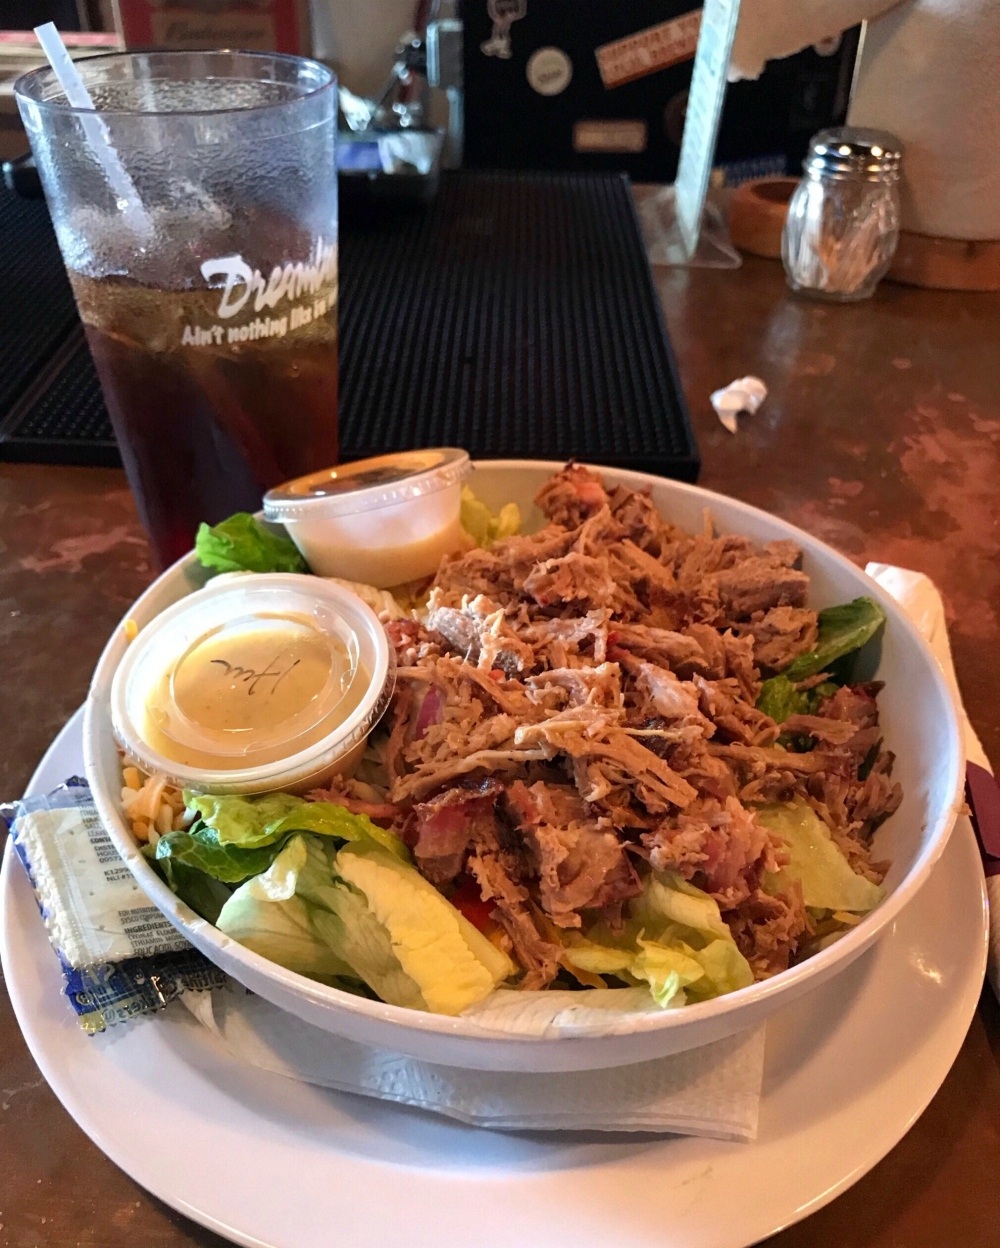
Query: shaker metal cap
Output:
[[805, 126, 903, 181]]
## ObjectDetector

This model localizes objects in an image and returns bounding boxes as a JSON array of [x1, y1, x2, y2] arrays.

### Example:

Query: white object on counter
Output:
[[710, 375, 767, 433], [264, 449, 471, 588], [182, 987, 765, 1140]]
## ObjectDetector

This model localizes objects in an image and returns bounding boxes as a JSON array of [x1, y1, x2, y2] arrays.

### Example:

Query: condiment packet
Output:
[[3, 780, 226, 1033], [7, 780, 188, 966]]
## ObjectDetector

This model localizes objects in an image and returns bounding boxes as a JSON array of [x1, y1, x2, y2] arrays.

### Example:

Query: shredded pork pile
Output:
[[320, 466, 903, 989]]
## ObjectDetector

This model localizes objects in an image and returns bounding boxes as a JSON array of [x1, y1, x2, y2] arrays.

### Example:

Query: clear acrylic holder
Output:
[[639, 185, 742, 270]]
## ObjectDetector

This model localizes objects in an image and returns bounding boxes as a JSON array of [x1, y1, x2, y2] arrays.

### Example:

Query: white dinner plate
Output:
[[1, 708, 988, 1248]]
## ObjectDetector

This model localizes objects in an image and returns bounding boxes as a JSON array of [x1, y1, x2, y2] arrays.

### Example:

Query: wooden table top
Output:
[[2, 253, 999, 1247]]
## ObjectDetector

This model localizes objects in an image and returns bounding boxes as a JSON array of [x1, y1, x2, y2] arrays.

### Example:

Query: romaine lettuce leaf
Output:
[[756, 674, 811, 724], [757, 674, 840, 725], [460, 486, 521, 549], [560, 939, 635, 978], [564, 873, 754, 1008], [155, 857, 232, 925], [195, 512, 307, 574], [330, 842, 514, 1014], [155, 822, 288, 883], [185, 792, 302, 847], [682, 937, 756, 1000], [267, 801, 409, 861], [784, 597, 886, 682], [757, 801, 884, 911], [214, 833, 513, 1014], [216, 836, 355, 978], [185, 792, 408, 859], [631, 871, 734, 943], [308, 879, 429, 1012], [630, 939, 706, 1008]]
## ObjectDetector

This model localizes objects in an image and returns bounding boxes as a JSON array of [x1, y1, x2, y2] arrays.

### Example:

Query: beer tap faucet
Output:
[[338, 18, 464, 170]]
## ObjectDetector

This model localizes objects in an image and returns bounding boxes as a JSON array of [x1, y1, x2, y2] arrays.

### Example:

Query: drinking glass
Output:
[[16, 50, 339, 568]]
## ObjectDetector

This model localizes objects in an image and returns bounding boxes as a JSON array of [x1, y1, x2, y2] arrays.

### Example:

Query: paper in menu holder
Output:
[[639, 0, 742, 269]]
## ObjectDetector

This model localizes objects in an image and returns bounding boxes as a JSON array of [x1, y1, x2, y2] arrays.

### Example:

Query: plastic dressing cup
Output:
[[110, 574, 394, 795], [263, 448, 471, 587]]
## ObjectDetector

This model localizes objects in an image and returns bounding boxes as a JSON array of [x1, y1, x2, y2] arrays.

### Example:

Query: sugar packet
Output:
[[3, 779, 226, 1033]]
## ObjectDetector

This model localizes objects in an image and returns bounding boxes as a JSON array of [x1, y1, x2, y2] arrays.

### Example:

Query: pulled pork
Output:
[[375, 464, 901, 988]]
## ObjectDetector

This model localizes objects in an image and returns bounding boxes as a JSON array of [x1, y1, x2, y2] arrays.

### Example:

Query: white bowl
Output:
[[83, 461, 965, 1072]]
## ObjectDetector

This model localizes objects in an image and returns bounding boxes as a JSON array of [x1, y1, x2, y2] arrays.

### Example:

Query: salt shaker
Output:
[[782, 127, 903, 301]]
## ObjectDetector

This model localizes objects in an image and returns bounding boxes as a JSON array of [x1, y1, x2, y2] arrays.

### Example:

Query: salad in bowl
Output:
[[99, 460, 913, 1035]]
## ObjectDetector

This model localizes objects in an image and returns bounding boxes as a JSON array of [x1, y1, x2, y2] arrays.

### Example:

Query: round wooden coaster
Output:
[[728, 177, 796, 260], [889, 232, 1000, 291]]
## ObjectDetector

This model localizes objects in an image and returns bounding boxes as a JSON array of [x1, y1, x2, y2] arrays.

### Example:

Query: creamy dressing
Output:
[[263, 448, 471, 588], [319, 513, 473, 586], [172, 617, 335, 734], [142, 612, 367, 770]]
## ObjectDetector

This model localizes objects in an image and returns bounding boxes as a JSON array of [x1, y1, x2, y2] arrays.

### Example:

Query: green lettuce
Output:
[[309, 878, 431, 1011], [184, 792, 302, 847], [216, 836, 355, 978], [756, 598, 885, 723], [562, 872, 754, 1008], [155, 822, 289, 883], [631, 870, 734, 942], [195, 513, 306, 575], [682, 938, 759, 1002], [784, 597, 886, 682], [756, 675, 839, 727], [460, 486, 521, 548], [215, 833, 513, 1015], [559, 939, 634, 978], [757, 802, 884, 912], [630, 939, 707, 1008], [185, 792, 408, 860], [267, 802, 409, 860], [155, 856, 233, 925], [756, 674, 807, 724], [630, 872, 755, 1001], [329, 843, 514, 1014]]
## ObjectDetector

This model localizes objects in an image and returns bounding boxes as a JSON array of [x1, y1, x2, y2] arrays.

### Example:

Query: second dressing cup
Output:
[[110, 574, 394, 795], [263, 448, 472, 587]]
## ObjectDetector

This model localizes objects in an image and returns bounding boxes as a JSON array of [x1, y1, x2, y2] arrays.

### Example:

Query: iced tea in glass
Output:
[[16, 51, 339, 567]]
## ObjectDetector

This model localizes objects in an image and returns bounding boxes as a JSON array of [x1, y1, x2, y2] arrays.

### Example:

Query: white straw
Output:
[[34, 23, 151, 235]]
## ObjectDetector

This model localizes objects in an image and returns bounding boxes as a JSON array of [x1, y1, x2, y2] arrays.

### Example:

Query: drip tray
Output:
[[0, 171, 698, 479]]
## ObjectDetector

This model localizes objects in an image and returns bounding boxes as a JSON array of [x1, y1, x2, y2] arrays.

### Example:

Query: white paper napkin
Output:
[[866, 563, 999, 1000], [181, 987, 765, 1139]]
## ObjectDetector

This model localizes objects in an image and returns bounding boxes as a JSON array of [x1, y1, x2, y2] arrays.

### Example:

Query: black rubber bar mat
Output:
[[0, 172, 698, 478]]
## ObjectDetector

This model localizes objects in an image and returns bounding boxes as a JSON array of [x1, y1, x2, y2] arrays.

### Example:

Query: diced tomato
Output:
[[448, 875, 496, 931], [489, 668, 505, 682]]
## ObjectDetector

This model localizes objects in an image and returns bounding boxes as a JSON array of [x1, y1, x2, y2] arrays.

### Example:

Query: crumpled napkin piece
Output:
[[711, 376, 767, 433]]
